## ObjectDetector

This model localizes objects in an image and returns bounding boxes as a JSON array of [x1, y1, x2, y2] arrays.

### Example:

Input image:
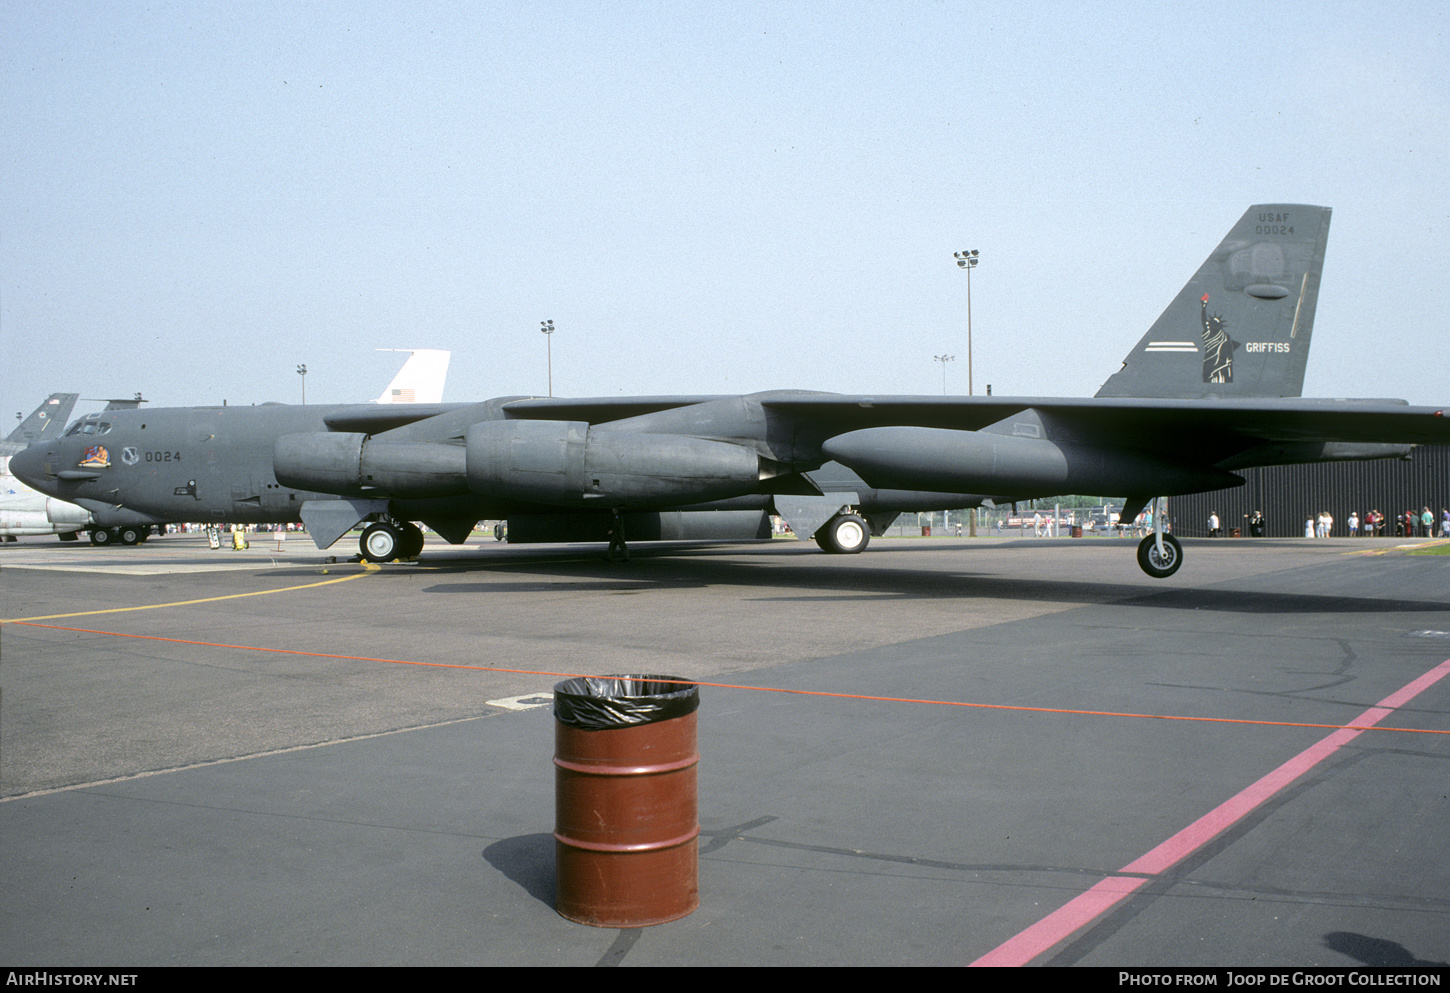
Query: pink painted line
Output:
[[971, 657, 1450, 967]]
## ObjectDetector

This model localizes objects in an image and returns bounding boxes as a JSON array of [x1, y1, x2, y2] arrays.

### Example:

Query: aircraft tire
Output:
[[361, 522, 402, 563], [90, 528, 115, 546], [400, 522, 425, 558], [118, 525, 144, 546], [814, 514, 870, 554], [1137, 533, 1183, 579]]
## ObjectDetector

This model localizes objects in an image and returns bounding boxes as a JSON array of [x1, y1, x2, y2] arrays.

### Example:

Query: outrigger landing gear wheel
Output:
[[360, 521, 402, 563], [814, 513, 870, 554], [1136, 533, 1183, 579]]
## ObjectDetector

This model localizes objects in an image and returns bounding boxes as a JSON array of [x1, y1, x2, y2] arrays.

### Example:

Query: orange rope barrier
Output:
[[8, 620, 1447, 738]]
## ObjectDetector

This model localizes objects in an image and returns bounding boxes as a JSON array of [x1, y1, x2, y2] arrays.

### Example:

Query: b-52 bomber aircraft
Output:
[[12, 205, 1450, 577]]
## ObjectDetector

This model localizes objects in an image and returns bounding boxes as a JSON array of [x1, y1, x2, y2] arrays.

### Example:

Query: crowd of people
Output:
[[1303, 507, 1449, 538], [1203, 507, 1450, 538]]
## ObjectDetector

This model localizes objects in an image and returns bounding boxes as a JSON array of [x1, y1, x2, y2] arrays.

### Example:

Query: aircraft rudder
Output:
[[5, 393, 80, 445], [375, 349, 451, 404], [1095, 204, 1331, 399]]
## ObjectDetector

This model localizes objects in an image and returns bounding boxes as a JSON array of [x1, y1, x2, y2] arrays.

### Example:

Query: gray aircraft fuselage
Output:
[[10, 394, 987, 535], [13, 204, 1450, 576]]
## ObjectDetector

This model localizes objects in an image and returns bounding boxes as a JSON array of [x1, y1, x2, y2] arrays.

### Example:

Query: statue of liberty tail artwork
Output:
[[1200, 293, 1238, 384]]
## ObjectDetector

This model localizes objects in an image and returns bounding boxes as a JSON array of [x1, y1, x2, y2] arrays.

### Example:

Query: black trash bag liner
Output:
[[554, 674, 699, 731]]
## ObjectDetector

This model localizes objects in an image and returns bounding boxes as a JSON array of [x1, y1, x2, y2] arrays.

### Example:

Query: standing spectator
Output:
[[1348, 511, 1359, 537], [1422, 507, 1434, 538], [1248, 510, 1265, 537], [1208, 511, 1221, 537]]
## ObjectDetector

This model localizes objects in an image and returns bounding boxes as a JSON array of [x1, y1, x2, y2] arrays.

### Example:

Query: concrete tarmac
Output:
[[2, 532, 1448, 967]]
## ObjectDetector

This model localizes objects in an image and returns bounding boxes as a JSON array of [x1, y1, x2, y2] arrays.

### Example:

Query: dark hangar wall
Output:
[[1170, 445, 1450, 538]]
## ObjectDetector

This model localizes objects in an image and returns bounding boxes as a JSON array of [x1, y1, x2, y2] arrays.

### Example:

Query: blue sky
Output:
[[3, 1, 1447, 423]]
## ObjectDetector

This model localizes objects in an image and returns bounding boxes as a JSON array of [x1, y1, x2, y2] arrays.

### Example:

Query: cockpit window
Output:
[[66, 419, 110, 436]]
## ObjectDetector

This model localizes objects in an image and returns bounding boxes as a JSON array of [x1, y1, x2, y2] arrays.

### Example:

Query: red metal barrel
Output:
[[554, 675, 700, 927]]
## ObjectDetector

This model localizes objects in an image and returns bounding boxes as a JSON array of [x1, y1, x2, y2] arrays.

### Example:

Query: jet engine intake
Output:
[[822, 426, 1243, 496], [46, 498, 93, 527], [274, 432, 468, 498], [465, 419, 763, 507]]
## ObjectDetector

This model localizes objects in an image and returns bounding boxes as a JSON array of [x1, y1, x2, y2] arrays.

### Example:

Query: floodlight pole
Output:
[[934, 354, 954, 395], [540, 320, 555, 397], [953, 249, 980, 396], [297, 364, 307, 404], [953, 249, 982, 536]]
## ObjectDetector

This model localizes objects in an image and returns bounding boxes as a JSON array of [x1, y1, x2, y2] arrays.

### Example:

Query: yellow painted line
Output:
[[0, 565, 377, 624]]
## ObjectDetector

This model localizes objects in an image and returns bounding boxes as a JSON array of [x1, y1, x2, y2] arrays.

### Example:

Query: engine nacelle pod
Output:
[[275, 433, 467, 497], [46, 498, 93, 527], [0, 508, 47, 532], [275, 432, 366, 494], [465, 420, 762, 507]]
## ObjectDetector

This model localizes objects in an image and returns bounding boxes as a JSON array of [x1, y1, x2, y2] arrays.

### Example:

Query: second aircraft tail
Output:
[[4, 393, 79, 446], [374, 349, 451, 404]]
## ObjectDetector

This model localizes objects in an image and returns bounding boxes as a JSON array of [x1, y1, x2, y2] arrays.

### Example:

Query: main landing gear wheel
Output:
[[814, 513, 870, 554], [361, 522, 402, 563], [1137, 533, 1183, 579], [400, 522, 425, 559], [90, 528, 115, 546], [118, 525, 145, 546]]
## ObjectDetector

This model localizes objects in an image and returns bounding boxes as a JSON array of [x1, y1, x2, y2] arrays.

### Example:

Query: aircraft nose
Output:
[[9, 444, 48, 488]]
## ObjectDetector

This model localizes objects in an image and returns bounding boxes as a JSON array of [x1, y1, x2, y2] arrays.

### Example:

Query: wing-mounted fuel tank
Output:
[[464, 420, 763, 507], [823, 426, 1243, 497], [273, 432, 468, 498]]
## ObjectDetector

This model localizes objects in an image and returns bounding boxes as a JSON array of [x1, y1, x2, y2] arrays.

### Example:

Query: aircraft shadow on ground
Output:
[[375, 543, 1450, 616]]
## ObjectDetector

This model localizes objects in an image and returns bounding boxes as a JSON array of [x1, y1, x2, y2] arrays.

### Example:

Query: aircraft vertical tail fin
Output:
[[1095, 204, 1331, 399], [374, 349, 451, 404], [4, 393, 79, 445]]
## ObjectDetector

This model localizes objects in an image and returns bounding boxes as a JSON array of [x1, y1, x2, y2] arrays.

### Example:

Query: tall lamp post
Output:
[[540, 320, 554, 397], [933, 354, 954, 395], [297, 364, 307, 404], [954, 248, 981, 536], [953, 249, 980, 396]]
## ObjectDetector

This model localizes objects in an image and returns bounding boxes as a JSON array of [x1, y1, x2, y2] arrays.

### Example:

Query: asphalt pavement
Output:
[[2, 532, 1447, 967]]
